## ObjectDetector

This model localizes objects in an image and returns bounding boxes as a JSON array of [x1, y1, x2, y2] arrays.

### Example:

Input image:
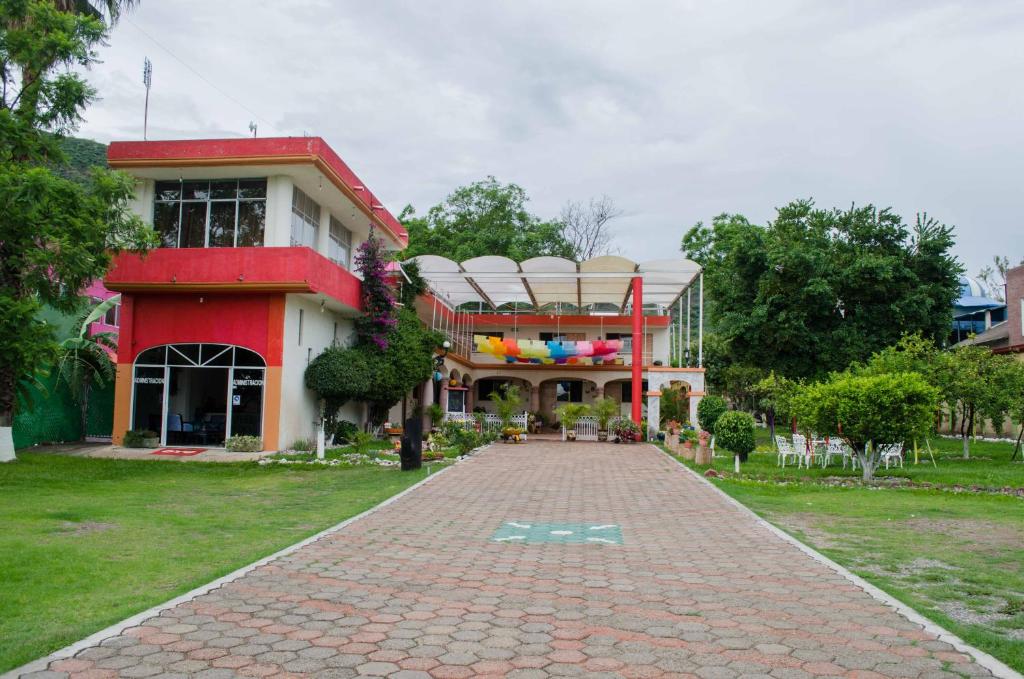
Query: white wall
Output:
[[264, 175, 294, 247], [279, 294, 358, 447]]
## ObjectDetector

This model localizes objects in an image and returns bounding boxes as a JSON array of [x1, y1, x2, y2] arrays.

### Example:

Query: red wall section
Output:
[[106, 247, 362, 312], [125, 293, 281, 366]]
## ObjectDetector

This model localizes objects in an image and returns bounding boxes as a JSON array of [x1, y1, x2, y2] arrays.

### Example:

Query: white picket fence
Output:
[[444, 411, 527, 433], [562, 415, 628, 442]]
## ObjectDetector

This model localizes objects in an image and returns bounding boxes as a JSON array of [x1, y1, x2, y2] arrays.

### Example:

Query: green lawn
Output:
[[0, 454, 431, 673], [696, 428, 1024, 489], [669, 434, 1024, 673]]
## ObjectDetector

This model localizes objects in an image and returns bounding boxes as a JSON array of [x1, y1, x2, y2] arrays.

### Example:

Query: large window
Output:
[[328, 215, 352, 268], [153, 179, 266, 249], [291, 187, 320, 248]]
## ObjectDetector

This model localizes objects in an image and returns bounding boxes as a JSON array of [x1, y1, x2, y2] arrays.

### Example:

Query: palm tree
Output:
[[54, 0, 139, 24], [56, 295, 119, 437]]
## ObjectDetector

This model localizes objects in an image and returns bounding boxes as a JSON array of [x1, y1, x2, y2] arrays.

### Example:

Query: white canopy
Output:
[[409, 255, 702, 312]]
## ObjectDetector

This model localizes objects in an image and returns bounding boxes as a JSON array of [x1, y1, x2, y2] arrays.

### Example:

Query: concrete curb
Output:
[[3, 462, 457, 679], [656, 445, 1022, 679]]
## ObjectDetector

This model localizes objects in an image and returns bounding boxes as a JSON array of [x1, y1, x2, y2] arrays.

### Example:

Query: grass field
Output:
[[669, 433, 1024, 672], [689, 428, 1024, 489], [0, 454, 431, 673]]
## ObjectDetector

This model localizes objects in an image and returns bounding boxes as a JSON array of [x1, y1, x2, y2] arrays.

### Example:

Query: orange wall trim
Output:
[[111, 363, 133, 445], [262, 367, 282, 451]]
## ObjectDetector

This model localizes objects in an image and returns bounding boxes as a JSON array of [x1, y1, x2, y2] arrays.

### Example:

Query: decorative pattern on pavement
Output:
[[18, 442, 999, 678]]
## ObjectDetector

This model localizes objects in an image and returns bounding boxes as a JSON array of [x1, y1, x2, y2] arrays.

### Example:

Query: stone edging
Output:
[[656, 446, 1023, 679], [2, 462, 459, 679]]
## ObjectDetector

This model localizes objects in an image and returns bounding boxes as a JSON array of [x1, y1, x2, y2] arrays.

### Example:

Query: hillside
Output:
[[53, 137, 108, 186]]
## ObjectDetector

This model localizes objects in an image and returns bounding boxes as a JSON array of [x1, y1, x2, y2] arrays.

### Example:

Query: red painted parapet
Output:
[[105, 247, 362, 311]]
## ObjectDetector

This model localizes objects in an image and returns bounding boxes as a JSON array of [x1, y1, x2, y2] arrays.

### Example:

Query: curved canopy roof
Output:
[[409, 255, 701, 312]]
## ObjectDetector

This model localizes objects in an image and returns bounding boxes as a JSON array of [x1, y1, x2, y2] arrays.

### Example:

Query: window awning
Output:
[[408, 255, 702, 312]]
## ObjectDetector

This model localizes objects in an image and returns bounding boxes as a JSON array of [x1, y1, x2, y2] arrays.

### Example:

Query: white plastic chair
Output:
[[775, 435, 801, 467], [879, 442, 904, 469]]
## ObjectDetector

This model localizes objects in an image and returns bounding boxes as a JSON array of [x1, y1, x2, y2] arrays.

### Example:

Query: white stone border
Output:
[[3, 463, 457, 679], [656, 445, 1022, 679]]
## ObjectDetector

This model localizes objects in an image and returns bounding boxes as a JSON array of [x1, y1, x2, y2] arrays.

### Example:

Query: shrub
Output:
[[714, 411, 756, 461], [226, 435, 262, 452], [290, 438, 314, 452], [122, 429, 156, 448], [592, 396, 619, 430], [443, 422, 484, 455], [350, 431, 376, 456], [697, 395, 727, 433], [332, 420, 358, 444], [613, 419, 641, 441], [555, 403, 590, 432], [491, 383, 523, 429], [427, 403, 445, 428]]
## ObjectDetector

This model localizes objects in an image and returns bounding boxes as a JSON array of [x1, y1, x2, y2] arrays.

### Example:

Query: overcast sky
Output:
[[78, 1, 1023, 280]]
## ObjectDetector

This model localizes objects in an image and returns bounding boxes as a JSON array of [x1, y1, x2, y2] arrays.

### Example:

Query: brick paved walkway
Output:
[[22, 442, 998, 679]]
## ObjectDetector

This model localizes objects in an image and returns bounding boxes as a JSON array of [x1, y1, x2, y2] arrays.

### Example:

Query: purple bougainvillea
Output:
[[355, 228, 397, 350]]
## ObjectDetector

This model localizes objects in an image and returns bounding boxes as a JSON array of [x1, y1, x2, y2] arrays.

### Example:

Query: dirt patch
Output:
[[768, 512, 847, 549], [57, 521, 118, 536], [898, 518, 1024, 552]]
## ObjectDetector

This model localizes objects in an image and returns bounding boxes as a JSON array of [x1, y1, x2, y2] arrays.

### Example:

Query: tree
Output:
[[714, 411, 756, 463], [55, 296, 118, 436], [682, 202, 961, 382], [752, 371, 799, 443], [400, 177, 573, 262], [977, 255, 1023, 303], [559, 195, 621, 260], [793, 372, 938, 481], [932, 345, 1017, 459], [696, 395, 727, 433], [1, 0, 154, 462]]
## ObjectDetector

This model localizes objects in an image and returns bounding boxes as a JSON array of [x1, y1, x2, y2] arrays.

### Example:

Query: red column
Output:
[[631, 276, 643, 424]]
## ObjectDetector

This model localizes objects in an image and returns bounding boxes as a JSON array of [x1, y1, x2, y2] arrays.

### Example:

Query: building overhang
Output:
[[410, 254, 701, 314], [105, 247, 362, 313], [108, 137, 407, 249]]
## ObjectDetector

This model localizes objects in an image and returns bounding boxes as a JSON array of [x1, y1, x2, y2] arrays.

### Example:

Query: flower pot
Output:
[[597, 429, 608, 442], [143, 437, 159, 448], [681, 442, 696, 461], [566, 430, 577, 441], [695, 444, 712, 465]]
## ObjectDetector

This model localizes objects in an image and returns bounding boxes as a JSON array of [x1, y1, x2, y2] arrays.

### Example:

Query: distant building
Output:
[[995, 264, 1023, 359], [950, 275, 1006, 345]]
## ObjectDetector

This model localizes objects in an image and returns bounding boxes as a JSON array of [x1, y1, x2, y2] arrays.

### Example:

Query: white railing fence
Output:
[[444, 411, 527, 433]]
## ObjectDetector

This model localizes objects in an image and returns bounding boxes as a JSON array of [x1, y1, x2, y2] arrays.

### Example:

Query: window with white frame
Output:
[[290, 187, 320, 248], [328, 216, 352, 269]]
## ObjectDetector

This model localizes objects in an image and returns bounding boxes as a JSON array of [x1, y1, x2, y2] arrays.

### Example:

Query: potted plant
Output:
[[592, 396, 618, 442], [613, 419, 640, 443], [491, 383, 523, 430], [714, 410, 755, 471], [426, 403, 444, 432], [556, 403, 589, 441]]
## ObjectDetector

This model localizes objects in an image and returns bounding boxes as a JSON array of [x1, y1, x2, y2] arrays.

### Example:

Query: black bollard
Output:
[[400, 415, 423, 470]]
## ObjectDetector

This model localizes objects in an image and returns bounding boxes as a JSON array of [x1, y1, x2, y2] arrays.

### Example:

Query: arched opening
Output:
[[538, 377, 599, 429], [132, 343, 266, 447]]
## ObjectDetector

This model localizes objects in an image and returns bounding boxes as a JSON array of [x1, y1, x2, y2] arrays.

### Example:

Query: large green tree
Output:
[[400, 177, 573, 262], [0, 0, 153, 461], [683, 201, 961, 382]]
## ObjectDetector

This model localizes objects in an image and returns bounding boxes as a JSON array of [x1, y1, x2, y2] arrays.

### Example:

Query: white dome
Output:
[[958, 275, 989, 299]]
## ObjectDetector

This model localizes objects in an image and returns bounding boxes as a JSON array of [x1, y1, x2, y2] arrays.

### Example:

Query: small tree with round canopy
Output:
[[714, 411, 756, 471], [793, 372, 938, 481]]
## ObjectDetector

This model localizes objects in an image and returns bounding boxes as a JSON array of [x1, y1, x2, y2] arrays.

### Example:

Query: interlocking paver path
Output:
[[23, 442, 997, 679]]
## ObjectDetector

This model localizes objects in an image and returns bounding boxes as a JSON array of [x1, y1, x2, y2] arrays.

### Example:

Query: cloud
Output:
[[78, 0, 1024, 276]]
